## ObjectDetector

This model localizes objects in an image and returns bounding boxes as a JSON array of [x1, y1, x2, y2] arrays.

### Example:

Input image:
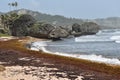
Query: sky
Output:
[[0, 0, 120, 19]]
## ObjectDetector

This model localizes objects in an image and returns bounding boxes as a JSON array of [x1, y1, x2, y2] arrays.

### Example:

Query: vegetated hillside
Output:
[[0, 13, 70, 38], [86, 17, 120, 29], [3, 8, 120, 30], [10, 9, 120, 29], [9, 9, 84, 26]]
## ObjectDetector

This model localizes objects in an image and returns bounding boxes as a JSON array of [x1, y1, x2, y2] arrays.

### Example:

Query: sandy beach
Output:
[[0, 37, 120, 80], [0, 37, 83, 80], [0, 49, 83, 80]]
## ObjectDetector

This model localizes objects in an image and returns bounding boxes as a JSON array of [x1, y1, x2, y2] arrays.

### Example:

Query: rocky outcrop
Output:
[[0, 11, 100, 39], [30, 23, 69, 39], [0, 13, 69, 39], [49, 27, 69, 39], [0, 13, 36, 36], [72, 23, 82, 33], [72, 22, 100, 36], [29, 23, 55, 38], [10, 14, 36, 36], [81, 22, 100, 33]]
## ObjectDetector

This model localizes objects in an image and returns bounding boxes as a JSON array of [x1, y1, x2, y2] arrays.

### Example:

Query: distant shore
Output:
[[0, 36, 120, 80]]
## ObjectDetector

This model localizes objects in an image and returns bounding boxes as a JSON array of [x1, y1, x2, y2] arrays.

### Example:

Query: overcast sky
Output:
[[0, 0, 120, 19]]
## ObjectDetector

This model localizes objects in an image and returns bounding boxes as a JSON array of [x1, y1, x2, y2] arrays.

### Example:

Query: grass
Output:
[[0, 38, 120, 77], [0, 33, 10, 37]]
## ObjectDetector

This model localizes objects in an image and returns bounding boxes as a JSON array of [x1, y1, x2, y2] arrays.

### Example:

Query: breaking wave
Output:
[[30, 29, 120, 65], [110, 36, 120, 43], [110, 36, 120, 40], [30, 41, 51, 52], [115, 40, 120, 43], [75, 35, 113, 42], [75, 29, 120, 43], [30, 42, 120, 65]]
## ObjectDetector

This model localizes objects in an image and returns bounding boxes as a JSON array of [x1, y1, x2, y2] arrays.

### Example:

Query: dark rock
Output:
[[72, 22, 100, 36], [72, 23, 82, 33], [30, 23, 69, 39], [52, 38, 62, 41], [10, 14, 36, 36], [39, 23, 55, 36], [29, 23, 55, 38], [49, 27, 69, 39], [81, 22, 100, 34]]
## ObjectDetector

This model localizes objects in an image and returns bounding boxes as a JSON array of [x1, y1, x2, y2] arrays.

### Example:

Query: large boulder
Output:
[[49, 27, 69, 39], [71, 23, 83, 36], [29, 22, 55, 38], [72, 23, 82, 33], [30, 23, 69, 39], [72, 22, 100, 36], [10, 14, 36, 36], [81, 22, 100, 34]]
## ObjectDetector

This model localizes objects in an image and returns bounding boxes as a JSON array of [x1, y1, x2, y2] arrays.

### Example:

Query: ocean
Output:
[[31, 29, 120, 65]]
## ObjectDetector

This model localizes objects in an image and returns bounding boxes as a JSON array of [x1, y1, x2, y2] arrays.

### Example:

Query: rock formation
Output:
[[10, 14, 36, 36], [29, 23, 55, 38], [49, 27, 69, 39], [72, 22, 100, 36]]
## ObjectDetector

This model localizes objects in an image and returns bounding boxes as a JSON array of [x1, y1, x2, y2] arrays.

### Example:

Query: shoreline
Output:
[[30, 38, 120, 66], [0, 37, 120, 80]]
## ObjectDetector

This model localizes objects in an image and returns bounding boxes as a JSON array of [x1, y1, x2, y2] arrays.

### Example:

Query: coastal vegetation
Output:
[[0, 10, 100, 39], [0, 33, 9, 37], [5, 9, 120, 29]]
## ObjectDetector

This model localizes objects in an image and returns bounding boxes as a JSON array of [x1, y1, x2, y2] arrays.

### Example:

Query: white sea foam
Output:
[[30, 47, 39, 51], [30, 29, 120, 65], [30, 42, 120, 65], [75, 35, 113, 42], [115, 40, 120, 43], [31, 41, 48, 46], [110, 36, 120, 43], [30, 41, 51, 52], [78, 54, 120, 65], [75, 29, 120, 42], [110, 36, 120, 40], [54, 53, 120, 65]]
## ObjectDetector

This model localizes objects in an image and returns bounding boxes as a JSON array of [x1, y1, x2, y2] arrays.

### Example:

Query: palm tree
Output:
[[14, 2, 18, 9], [11, 3, 15, 7], [0, 15, 5, 28], [0, 15, 8, 33], [8, 3, 12, 11], [8, 2, 18, 11]]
